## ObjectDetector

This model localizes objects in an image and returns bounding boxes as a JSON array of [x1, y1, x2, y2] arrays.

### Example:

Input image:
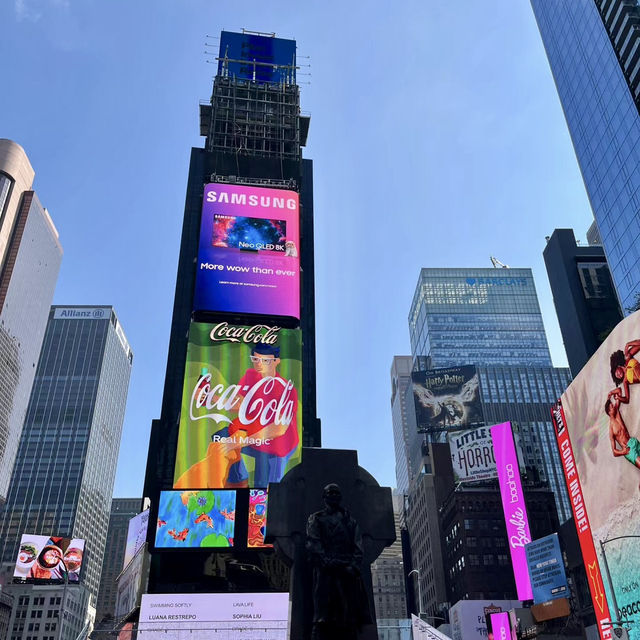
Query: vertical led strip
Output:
[[490, 422, 533, 601]]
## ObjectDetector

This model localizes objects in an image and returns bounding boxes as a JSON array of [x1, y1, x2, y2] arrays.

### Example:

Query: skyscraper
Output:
[[400, 267, 571, 618], [409, 268, 552, 368], [143, 29, 319, 596], [531, 0, 640, 311], [0, 306, 133, 603], [543, 228, 623, 376], [0, 139, 63, 503]]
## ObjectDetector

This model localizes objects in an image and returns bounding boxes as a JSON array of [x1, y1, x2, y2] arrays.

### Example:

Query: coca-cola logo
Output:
[[209, 322, 280, 344], [190, 373, 295, 427]]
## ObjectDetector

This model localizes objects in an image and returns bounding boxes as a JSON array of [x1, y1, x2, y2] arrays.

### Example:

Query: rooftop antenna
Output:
[[490, 256, 510, 269]]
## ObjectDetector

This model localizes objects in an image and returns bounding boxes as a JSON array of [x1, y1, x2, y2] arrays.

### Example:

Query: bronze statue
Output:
[[306, 483, 371, 640]]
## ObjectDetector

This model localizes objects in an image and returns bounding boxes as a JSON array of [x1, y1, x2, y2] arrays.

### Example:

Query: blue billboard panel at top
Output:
[[218, 31, 296, 84]]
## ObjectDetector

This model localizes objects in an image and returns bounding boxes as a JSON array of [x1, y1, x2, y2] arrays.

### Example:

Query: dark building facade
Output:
[[531, 0, 640, 311], [143, 30, 320, 596], [543, 228, 622, 377]]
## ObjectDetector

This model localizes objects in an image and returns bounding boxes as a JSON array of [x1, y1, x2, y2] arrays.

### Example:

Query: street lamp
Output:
[[599, 535, 640, 628], [408, 569, 423, 617]]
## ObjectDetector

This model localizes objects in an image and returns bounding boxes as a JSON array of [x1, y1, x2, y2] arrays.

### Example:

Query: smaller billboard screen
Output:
[[155, 491, 236, 549], [412, 365, 484, 432], [213, 214, 287, 252], [491, 422, 533, 601], [218, 31, 296, 84], [486, 612, 512, 640], [448, 426, 497, 483], [123, 509, 148, 569], [14, 535, 85, 583], [525, 534, 569, 604], [248, 489, 272, 548]]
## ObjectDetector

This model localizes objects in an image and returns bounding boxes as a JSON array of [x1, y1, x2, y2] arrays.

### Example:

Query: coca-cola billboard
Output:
[[174, 321, 302, 489]]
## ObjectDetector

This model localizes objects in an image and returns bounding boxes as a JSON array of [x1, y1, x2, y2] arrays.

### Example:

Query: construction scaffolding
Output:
[[201, 76, 304, 161]]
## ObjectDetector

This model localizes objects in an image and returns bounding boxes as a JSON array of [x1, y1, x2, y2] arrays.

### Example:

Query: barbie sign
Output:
[[491, 421, 533, 601]]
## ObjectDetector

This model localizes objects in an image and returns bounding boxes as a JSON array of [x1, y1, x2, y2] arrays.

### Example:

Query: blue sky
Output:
[[0, 1, 593, 496]]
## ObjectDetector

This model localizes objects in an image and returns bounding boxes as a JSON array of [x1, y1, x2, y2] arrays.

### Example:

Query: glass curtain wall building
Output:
[[0, 306, 133, 603], [409, 268, 552, 368], [531, 0, 640, 311]]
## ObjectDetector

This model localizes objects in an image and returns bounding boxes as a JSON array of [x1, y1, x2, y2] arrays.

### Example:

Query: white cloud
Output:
[[14, 0, 43, 21]]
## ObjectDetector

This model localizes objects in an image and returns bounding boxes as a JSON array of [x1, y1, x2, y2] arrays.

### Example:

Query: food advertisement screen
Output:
[[155, 490, 236, 548], [14, 534, 85, 583], [173, 322, 302, 490], [194, 184, 300, 319]]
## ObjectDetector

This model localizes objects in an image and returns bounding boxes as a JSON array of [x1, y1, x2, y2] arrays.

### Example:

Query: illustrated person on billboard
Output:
[[225, 343, 299, 487], [174, 342, 298, 489], [605, 392, 640, 483], [609, 338, 640, 402]]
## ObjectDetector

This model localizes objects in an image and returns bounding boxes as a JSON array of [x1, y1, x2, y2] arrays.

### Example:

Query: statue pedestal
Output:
[[266, 448, 396, 640]]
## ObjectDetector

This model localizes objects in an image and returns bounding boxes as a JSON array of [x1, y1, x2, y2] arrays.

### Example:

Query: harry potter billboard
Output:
[[174, 321, 302, 490], [412, 365, 484, 433]]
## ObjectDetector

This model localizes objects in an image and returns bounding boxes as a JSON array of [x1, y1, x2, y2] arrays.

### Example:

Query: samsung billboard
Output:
[[194, 184, 300, 319]]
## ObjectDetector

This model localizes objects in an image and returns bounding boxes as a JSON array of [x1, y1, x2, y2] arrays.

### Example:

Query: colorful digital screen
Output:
[[14, 534, 85, 583], [491, 422, 533, 601], [123, 509, 148, 569], [155, 491, 236, 548], [552, 311, 640, 639], [487, 612, 511, 640], [173, 322, 302, 490], [213, 214, 287, 252], [248, 489, 272, 548], [412, 365, 484, 433], [218, 31, 296, 84], [194, 184, 300, 319]]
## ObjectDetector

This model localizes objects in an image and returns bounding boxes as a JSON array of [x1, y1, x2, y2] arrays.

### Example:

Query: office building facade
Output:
[[409, 268, 552, 368], [391, 356, 416, 496], [143, 30, 320, 595], [94, 499, 141, 624], [531, 0, 640, 311], [0, 306, 133, 603], [0, 139, 62, 503], [543, 228, 623, 377], [5, 582, 92, 640]]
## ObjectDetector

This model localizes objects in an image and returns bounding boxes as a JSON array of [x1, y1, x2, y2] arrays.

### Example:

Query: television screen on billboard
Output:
[[173, 322, 302, 490], [218, 31, 296, 84], [123, 509, 148, 569], [155, 490, 236, 548], [193, 184, 300, 319], [412, 365, 484, 433], [248, 489, 272, 548], [552, 311, 640, 638], [14, 534, 85, 583]]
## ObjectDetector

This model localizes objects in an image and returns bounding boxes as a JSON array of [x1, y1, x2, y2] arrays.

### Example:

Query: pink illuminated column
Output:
[[490, 422, 533, 601]]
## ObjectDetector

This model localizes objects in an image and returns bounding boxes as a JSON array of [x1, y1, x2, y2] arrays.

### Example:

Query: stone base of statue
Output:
[[266, 448, 395, 640]]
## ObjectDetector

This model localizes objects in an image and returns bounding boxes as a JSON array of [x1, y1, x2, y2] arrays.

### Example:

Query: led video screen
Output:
[[193, 184, 300, 319], [155, 490, 236, 549], [173, 322, 302, 490], [14, 534, 85, 583], [248, 489, 272, 548]]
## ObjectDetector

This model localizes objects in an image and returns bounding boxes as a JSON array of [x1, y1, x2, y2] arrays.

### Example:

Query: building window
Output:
[[483, 554, 493, 566]]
